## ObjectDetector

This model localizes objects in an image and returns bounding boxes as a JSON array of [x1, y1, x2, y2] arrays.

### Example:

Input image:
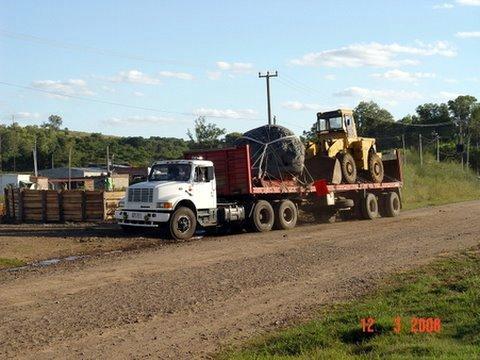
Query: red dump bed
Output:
[[185, 146, 403, 197]]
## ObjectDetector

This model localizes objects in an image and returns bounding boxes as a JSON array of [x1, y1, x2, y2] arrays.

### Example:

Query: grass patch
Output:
[[0, 257, 26, 269], [402, 151, 480, 210], [223, 249, 480, 359]]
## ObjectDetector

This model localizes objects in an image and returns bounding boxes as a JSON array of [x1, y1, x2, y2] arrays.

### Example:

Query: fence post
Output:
[[41, 191, 47, 223], [419, 134, 423, 166], [19, 189, 25, 222], [81, 191, 87, 221], [58, 191, 64, 223], [4, 188, 10, 219]]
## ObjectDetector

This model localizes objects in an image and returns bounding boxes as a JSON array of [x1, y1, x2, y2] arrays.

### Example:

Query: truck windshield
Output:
[[328, 116, 344, 130], [149, 163, 191, 182]]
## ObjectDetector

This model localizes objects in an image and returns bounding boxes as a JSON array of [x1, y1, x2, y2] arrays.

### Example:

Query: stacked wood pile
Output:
[[3, 188, 125, 223]]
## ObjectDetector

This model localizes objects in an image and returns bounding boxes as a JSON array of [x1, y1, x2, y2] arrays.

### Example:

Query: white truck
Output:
[[115, 146, 403, 240]]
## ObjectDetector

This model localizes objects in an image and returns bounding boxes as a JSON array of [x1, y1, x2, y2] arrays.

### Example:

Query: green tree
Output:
[[224, 132, 243, 146], [187, 117, 226, 149], [353, 101, 395, 137], [43, 114, 63, 130]]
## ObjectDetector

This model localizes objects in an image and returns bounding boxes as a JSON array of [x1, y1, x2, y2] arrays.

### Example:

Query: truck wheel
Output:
[[169, 207, 197, 240], [251, 200, 274, 232], [274, 200, 298, 230], [381, 192, 401, 217], [361, 193, 379, 220], [339, 152, 357, 184], [368, 153, 384, 183]]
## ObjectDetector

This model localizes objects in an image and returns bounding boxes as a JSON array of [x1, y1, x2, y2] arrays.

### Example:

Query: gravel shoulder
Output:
[[1, 200, 479, 359]]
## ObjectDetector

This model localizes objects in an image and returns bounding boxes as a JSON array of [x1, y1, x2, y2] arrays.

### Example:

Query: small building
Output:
[[39, 167, 107, 179], [0, 174, 49, 192]]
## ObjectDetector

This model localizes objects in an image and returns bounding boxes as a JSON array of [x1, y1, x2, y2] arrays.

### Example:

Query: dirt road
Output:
[[1, 200, 479, 359]]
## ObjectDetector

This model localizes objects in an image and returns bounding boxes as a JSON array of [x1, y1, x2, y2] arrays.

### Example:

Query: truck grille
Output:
[[128, 188, 153, 203]]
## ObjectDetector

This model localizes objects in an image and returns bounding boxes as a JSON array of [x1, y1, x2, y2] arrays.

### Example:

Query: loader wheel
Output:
[[169, 207, 196, 240], [381, 192, 401, 217], [339, 152, 357, 184], [368, 153, 384, 183], [251, 200, 275, 232], [361, 193, 379, 220], [274, 200, 298, 230]]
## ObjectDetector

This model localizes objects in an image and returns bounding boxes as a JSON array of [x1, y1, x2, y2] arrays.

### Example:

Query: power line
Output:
[[0, 80, 265, 122], [0, 29, 208, 69]]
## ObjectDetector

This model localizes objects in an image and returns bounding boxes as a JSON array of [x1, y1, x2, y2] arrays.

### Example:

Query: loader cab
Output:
[[316, 109, 357, 138]]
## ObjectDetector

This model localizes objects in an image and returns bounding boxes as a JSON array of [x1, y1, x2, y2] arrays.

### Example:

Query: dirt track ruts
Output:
[[1, 200, 479, 359]]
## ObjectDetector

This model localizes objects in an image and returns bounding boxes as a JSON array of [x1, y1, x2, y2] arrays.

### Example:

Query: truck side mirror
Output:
[[206, 167, 215, 181]]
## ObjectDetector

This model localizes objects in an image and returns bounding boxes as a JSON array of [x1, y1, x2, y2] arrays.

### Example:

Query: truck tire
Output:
[[381, 191, 401, 217], [361, 193, 379, 220], [251, 200, 274, 232], [169, 207, 197, 240], [368, 153, 384, 183], [339, 152, 357, 184], [274, 200, 298, 230]]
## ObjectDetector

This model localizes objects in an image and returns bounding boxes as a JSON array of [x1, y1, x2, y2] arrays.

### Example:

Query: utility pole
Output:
[[33, 138, 38, 177], [106, 145, 110, 175], [51, 153, 54, 169], [258, 71, 278, 125], [401, 134, 406, 165], [68, 147, 72, 190], [12, 114, 16, 172], [419, 134, 423, 167], [466, 136, 470, 169]]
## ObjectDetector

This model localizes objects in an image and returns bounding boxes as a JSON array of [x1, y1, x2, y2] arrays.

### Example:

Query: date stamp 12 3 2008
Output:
[[360, 317, 442, 334]]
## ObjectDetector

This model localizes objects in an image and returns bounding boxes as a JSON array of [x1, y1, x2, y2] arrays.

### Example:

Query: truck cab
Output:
[[115, 159, 217, 238]]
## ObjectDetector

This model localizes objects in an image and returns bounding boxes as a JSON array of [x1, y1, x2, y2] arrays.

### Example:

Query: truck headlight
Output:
[[156, 201, 173, 209]]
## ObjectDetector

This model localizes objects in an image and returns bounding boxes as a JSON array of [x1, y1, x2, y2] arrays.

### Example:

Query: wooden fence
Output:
[[3, 188, 125, 223]]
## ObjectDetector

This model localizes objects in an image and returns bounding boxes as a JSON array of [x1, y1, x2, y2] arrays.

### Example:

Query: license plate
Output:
[[130, 212, 143, 219]]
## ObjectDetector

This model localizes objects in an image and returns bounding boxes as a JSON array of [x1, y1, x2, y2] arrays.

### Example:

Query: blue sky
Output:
[[0, 0, 479, 138]]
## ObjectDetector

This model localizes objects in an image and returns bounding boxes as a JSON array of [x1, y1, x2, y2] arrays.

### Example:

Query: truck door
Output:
[[344, 115, 357, 138], [192, 166, 217, 210]]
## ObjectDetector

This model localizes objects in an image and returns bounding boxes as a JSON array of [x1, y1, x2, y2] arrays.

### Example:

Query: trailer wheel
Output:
[[368, 153, 384, 183], [361, 193, 379, 220], [169, 206, 197, 240], [251, 200, 274, 232], [339, 152, 357, 184], [381, 192, 401, 217], [274, 200, 298, 230]]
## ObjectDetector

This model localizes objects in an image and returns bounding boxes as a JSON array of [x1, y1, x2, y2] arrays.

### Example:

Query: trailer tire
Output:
[[251, 200, 275, 232], [361, 193, 379, 220], [169, 207, 197, 240], [274, 200, 298, 230], [381, 191, 401, 217], [339, 152, 357, 184], [368, 153, 384, 183]]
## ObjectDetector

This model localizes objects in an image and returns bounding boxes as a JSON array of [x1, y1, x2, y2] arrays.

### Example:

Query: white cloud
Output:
[[433, 3, 454, 9], [109, 69, 161, 85], [206, 71, 222, 80], [31, 79, 95, 98], [334, 86, 423, 105], [290, 41, 456, 68], [443, 77, 459, 83], [208, 61, 255, 79], [439, 91, 464, 99], [455, 31, 480, 38], [14, 112, 41, 119], [194, 108, 258, 119], [282, 101, 325, 111], [456, 0, 480, 5], [105, 115, 180, 126], [133, 91, 144, 97], [216, 61, 254, 74], [371, 69, 436, 82], [158, 71, 194, 80], [101, 85, 116, 93], [324, 74, 336, 80]]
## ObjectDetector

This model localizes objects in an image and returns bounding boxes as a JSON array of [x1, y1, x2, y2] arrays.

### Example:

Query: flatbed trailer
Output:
[[116, 145, 403, 239]]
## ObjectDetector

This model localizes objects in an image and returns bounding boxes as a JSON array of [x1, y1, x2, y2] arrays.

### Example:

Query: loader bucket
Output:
[[304, 154, 342, 184]]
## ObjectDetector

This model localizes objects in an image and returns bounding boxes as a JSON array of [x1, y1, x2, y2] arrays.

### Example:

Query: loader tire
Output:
[[339, 152, 357, 184], [361, 193, 379, 220], [251, 200, 274, 232], [169, 207, 197, 240], [381, 191, 401, 217], [368, 153, 384, 183], [274, 199, 298, 230]]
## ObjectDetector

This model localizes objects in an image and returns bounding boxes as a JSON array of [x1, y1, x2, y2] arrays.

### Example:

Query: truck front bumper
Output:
[[115, 209, 171, 227]]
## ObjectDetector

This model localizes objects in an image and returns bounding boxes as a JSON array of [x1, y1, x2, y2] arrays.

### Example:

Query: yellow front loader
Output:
[[305, 109, 384, 184]]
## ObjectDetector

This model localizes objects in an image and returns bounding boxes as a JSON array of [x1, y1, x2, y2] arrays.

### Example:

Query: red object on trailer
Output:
[[185, 145, 403, 197]]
